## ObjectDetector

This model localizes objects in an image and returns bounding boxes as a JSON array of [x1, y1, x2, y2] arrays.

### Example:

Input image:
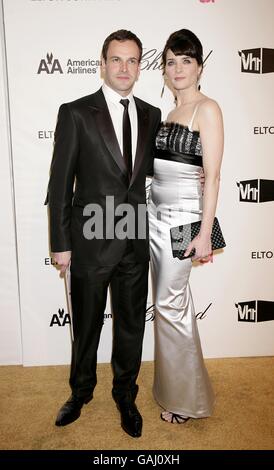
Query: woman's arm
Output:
[[184, 99, 224, 260]]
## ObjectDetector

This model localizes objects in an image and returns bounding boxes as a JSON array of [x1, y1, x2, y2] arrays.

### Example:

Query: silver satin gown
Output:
[[148, 116, 215, 418]]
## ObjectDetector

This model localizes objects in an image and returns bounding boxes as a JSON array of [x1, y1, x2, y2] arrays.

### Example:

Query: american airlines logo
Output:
[[237, 179, 274, 203], [50, 308, 71, 327], [236, 301, 274, 323], [38, 53, 63, 74], [238, 48, 274, 74], [37, 53, 100, 75]]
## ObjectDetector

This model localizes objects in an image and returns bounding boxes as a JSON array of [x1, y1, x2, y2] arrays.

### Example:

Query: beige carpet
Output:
[[0, 357, 273, 450]]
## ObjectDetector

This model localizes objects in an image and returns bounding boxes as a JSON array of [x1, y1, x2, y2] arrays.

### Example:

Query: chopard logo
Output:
[[102, 305, 156, 323], [141, 49, 163, 71], [195, 302, 212, 320], [140, 49, 213, 71], [145, 303, 212, 321]]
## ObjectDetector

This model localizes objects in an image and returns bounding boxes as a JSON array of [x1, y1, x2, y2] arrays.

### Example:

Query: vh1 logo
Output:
[[236, 301, 274, 322], [237, 179, 274, 202], [238, 48, 274, 74], [235, 300, 274, 323]]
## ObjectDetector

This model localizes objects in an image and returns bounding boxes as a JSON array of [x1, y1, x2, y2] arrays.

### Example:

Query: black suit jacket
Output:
[[47, 88, 161, 266]]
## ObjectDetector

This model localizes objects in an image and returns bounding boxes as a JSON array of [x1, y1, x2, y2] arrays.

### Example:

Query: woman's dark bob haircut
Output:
[[162, 29, 203, 68]]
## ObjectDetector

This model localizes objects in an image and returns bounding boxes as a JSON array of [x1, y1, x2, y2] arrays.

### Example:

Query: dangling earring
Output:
[[161, 73, 167, 98], [197, 69, 202, 91]]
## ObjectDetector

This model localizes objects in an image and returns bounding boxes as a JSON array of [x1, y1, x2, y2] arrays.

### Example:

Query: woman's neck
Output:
[[175, 88, 201, 107]]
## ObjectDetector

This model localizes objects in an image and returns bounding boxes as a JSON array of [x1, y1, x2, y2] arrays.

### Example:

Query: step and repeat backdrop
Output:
[[0, 0, 273, 366]]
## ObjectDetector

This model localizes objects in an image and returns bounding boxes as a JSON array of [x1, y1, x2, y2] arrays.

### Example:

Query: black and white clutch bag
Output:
[[170, 217, 226, 260]]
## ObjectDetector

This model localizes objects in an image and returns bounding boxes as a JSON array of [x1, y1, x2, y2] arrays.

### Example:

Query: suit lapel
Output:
[[88, 89, 149, 185], [130, 98, 149, 188], [89, 89, 127, 176]]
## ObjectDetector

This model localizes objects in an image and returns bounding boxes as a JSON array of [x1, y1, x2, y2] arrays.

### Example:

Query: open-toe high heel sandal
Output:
[[161, 411, 190, 424]]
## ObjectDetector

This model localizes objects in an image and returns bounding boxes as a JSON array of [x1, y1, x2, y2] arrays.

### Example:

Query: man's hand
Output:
[[52, 251, 71, 273]]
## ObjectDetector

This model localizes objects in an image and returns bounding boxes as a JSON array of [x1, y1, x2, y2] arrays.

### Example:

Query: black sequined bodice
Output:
[[155, 122, 203, 167]]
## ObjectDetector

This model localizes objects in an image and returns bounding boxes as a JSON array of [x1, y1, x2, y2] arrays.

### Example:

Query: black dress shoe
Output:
[[55, 394, 92, 427], [116, 401, 142, 438]]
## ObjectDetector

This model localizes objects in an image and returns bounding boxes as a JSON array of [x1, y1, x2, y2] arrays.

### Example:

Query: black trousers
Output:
[[69, 242, 149, 403]]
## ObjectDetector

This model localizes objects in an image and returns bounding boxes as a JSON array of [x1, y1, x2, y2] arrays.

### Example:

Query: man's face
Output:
[[102, 40, 141, 96]]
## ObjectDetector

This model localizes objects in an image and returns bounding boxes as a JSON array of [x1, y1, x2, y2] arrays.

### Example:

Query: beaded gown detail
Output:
[[148, 110, 215, 418]]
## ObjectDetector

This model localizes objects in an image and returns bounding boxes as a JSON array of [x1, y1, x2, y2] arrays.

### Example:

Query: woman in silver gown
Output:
[[148, 29, 224, 424]]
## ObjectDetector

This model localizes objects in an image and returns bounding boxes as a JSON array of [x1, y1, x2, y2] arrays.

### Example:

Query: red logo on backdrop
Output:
[[199, 0, 215, 3]]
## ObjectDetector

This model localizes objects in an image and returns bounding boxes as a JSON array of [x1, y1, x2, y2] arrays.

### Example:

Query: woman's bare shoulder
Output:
[[198, 97, 222, 116]]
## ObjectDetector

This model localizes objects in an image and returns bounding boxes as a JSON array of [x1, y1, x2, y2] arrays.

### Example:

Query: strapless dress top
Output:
[[155, 121, 203, 167]]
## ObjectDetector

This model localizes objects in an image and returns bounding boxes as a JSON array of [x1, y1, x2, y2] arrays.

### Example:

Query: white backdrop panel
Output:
[[1, 0, 274, 365], [0, 2, 22, 364]]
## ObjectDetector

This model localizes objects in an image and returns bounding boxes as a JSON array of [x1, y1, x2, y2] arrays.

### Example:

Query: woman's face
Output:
[[165, 49, 202, 92]]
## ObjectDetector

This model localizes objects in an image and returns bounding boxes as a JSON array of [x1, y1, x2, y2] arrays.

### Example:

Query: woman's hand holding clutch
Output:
[[183, 234, 213, 263]]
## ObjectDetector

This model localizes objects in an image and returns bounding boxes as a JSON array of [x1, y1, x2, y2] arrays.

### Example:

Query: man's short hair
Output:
[[102, 29, 143, 62]]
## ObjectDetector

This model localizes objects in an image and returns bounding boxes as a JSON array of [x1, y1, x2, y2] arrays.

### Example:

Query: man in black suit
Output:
[[47, 30, 161, 438]]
